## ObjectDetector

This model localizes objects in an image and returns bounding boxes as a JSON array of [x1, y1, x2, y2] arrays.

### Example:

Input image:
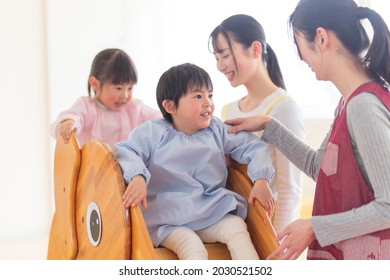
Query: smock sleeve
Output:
[[50, 97, 89, 139], [114, 120, 163, 185], [213, 117, 275, 183]]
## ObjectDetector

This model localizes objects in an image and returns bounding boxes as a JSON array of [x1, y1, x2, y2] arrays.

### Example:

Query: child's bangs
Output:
[[187, 68, 213, 92], [106, 55, 137, 85]]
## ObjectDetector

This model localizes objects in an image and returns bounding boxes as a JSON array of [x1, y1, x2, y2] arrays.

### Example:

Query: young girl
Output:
[[50, 48, 161, 148], [209, 14, 305, 233], [114, 63, 275, 260], [226, 0, 390, 260]]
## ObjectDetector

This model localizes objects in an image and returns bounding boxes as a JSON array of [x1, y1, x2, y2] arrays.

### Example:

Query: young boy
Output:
[[114, 63, 275, 260]]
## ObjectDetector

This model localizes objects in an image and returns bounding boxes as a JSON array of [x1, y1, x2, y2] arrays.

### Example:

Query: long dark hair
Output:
[[209, 14, 286, 90], [88, 48, 138, 96], [289, 0, 390, 88]]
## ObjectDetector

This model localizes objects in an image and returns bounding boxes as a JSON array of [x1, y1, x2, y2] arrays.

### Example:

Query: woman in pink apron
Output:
[[225, 0, 390, 260]]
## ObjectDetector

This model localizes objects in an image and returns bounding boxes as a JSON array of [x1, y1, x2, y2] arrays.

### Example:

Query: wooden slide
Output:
[[47, 133, 279, 260]]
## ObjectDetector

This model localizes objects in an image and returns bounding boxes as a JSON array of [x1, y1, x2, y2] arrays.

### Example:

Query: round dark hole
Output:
[[90, 209, 100, 242]]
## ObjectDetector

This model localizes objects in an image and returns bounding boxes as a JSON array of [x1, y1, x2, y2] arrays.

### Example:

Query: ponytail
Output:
[[289, 0, 390, 88], [359, 7, 390, 87], [265, 44, 286, 90]]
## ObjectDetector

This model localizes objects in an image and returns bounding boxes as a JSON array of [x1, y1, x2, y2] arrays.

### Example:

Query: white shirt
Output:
[[223, 88, 305, 232]]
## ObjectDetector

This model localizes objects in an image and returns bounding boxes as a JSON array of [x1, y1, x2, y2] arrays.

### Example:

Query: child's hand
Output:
[[123, 175, 147, 209], [248, 179, 275, 217], [59, 119, 76, 143]]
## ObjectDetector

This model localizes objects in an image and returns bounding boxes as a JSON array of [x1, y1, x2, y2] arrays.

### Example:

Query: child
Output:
[[50, 48, 161, 148], [114, 63, 275, 260], [209, 14, 305, 233]]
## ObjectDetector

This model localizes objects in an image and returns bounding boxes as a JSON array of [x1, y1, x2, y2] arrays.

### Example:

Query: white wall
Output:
[[46, 0, 346, 124], [0, 0, 51, 257]]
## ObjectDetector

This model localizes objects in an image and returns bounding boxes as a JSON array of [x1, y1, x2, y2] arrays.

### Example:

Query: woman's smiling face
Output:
[[213, 33, 256, 88]]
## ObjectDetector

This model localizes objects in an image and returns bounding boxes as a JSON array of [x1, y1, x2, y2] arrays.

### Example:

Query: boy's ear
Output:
[[162, 100, 176, 114], [89, 76, 100, 92]]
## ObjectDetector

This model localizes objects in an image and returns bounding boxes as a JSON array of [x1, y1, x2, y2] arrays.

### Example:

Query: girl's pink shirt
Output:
[[50, 96, 162, 148]]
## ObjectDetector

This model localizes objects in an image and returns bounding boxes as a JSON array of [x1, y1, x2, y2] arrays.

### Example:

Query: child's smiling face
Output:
[[93, 78, 135, 111], [169, 85, 214, 135]]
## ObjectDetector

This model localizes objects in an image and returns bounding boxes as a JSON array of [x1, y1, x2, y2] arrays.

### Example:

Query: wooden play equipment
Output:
[[47, 133, 280, 260]]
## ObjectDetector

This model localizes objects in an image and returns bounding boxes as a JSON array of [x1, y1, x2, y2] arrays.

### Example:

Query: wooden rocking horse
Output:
[[47, 133, 280, 260]]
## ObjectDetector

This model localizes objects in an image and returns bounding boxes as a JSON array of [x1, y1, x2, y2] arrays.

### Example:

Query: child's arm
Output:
[[248, 179, 275, 217], [51, 97, 89, 141], [58, 119, 76, 143], [123, 175, 147, 209], [115, 121, 163, 209]]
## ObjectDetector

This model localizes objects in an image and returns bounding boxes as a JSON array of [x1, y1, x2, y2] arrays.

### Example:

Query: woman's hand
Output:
[[225, 115, 272, 133], [123, 175, 147, 209], [267, 219, 316, 260]]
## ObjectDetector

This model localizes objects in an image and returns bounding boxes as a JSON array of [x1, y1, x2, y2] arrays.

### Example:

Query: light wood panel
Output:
[[47, 133, 80, 260], [74, 140, 131, 259]]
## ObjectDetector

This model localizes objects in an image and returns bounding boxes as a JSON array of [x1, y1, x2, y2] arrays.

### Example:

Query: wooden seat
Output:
[[48, 134, 131, 259], [226, 165, 280, 260], [48, 134, 279, 260], [74, 139, 131, 259]]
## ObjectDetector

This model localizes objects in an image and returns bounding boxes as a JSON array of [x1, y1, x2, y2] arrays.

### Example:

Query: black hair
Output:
[[289, 0, 390, 88], [209, 14, 286, 90], [156, 63, 213, 123], [88, 48, 138, 96]]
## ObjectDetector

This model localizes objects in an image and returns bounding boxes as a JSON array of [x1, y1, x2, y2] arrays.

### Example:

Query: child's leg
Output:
[[196, 214, 259, 260], [160, 226, 208, 260]]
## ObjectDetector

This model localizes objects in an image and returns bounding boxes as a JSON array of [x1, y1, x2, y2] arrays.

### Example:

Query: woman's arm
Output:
[[261, 118, 329, 181], [225, 114, 330, 181]]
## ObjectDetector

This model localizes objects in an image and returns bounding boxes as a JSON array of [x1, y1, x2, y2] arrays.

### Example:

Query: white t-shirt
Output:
[[222, 88, 305, 232]]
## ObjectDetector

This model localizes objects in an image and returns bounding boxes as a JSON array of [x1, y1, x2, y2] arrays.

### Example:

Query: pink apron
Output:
[[307, 82, 390, 260]]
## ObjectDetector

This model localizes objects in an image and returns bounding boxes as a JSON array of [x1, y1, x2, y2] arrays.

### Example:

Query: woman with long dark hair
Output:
[[226, 0, 390, 260], [209, 14, 305, 234]]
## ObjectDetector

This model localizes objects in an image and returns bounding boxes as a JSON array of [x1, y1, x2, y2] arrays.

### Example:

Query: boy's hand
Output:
[[248, 179, 275, 217], [123, 175, 147, 209], [59, 119, 76, 143]]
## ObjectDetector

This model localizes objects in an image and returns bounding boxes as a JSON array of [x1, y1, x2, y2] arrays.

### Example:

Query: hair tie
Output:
[[356, 6, 369, 20], [261, 41, 267, 55]]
